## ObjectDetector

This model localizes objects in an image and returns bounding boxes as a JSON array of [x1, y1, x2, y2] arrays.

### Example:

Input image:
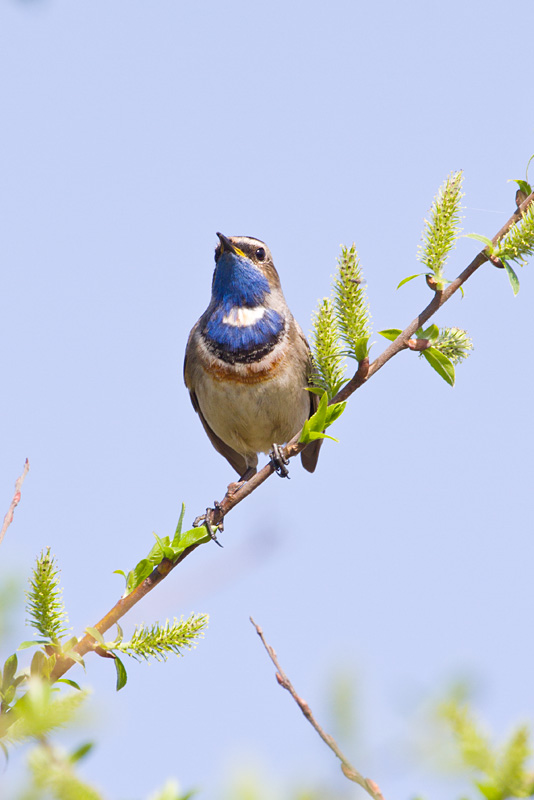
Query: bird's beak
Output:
[[216, 232, 236, 255]]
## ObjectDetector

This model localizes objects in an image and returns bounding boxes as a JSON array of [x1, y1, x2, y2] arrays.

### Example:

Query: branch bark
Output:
[[50, 190, 534, 682], [0, 459, 29, 548], [250, 617, 386, 800]]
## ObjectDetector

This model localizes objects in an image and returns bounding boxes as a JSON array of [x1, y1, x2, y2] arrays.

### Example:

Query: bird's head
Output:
[[212, 233, 281, 310]]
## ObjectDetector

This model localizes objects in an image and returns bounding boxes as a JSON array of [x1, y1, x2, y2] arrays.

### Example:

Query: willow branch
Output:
[[250, 617, 385, 800], [49, 191, 534, 681], [0, 459, 29, 548]]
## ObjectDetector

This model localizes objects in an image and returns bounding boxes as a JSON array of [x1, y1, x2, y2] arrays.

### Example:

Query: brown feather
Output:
[[300, 388, 322, 473], [188, 390, 252, 477]]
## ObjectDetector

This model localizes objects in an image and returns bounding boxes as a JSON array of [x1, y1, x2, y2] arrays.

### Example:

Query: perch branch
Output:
[[49, 191, 534, 681]]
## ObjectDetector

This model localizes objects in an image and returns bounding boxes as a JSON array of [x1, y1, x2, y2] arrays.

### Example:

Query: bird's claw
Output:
[[270, 443, 290, 478], [193, 505, 224, 547]]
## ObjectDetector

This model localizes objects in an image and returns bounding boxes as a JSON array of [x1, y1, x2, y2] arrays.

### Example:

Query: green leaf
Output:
[[475, 782, 502, 800], [503, 259, 520, 295], [300, 394, 346, 444], [509, 178, 532, 196], [353, 335, 370, 362], [2, 654, 18, 688], [305, 386, 326, 395], [70, 742, 94, 763], [30, 651, 47, 678], [153, 533, 175, 561], [18, 640, 50, 650], [56, 678, 82, 691], [397, 273, 425, 289], [418, 324, 439, 343], [85, 627, 105, 646], [422, 347, 455, 386], [378, 329, 402, 341], [325, 401, 347, 426], [125, 559, 154, 594], [172, 503, 187, 546], [114, 656, 127, 691], [173, 527, 211, 551], [465, 232, 495, 252]]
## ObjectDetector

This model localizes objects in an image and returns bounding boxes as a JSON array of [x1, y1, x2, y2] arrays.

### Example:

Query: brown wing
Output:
[[300, 387, 322, 473], [184, 329, 252, 477], [294, 325, 322, 474], [187, 389, 252, 478]]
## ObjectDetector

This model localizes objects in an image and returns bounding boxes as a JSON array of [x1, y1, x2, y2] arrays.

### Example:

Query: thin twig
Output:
[[0, 459, 29, 548], [250, 617, 385, 800], [49, 190, 534, 681]]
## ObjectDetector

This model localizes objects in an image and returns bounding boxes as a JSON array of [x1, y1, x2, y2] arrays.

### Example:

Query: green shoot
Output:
[[310, 298, 347, 399], [417, 171, 464, 289], [299, 392, 346, 445], [433, 327, 473, 365], [333, 244, 371, 360], [26, 549, 70, 646]]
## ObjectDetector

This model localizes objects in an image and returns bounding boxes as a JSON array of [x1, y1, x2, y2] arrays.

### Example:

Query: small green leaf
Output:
[[56, 678, 82, 691], [305, 386, 326, 396], [475, 782, 502, 800], [324, 401, 346, 426], [503, 259, 520, 295], [113, 570, 127, 580], [114, 655, 127, 691], [85, 627, 105, 646], [300, 394, 345, 444], [18, 640, 50, 650], [126, 559, 154, 594], [378, 329, 402, 341], [172, 503, 187, 546], [419, 324, 439, 343], [306, 430, 338, 442], [30, 651, 47, 677], [153, 533, 175, 561], [509, 178, 532, 196], [70, 742, 94, 763], [397, 273, 425, 289], [173, 527, 211, 552], [353, 335, 370, 362], [2, 654, 18, 688], [422, 347, 455, 386], [465, 232, 495, 252]]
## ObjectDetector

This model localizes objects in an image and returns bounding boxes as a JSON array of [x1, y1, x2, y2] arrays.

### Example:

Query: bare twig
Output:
[[250, 617, 385, 800], [0, 459, 29, 548], [49, 190, 534, 681]]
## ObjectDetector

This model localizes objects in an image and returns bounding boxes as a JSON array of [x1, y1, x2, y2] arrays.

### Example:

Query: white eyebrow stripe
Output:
[[222, 306, 266, 327]]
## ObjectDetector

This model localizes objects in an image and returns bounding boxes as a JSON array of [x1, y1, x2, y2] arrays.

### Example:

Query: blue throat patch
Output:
[[204, 307, 284, 357], [203, 250, 285, 363], [211, 251, 270, 310]]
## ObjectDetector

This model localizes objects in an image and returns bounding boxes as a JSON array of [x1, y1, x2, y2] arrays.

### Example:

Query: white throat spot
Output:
[[222, 306, 266, 327]]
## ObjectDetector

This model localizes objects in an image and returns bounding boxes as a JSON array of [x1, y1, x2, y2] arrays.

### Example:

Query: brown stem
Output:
[[0, 459, 29, 548], [250, 617, 386, 800], [49, 190, 534, 681]]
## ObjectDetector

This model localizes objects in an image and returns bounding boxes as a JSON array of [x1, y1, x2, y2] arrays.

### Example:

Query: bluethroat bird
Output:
[[184, 233, 321, 480]]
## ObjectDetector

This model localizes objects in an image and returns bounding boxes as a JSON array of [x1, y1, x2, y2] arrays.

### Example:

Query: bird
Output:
[[184, 233, 321, 480]]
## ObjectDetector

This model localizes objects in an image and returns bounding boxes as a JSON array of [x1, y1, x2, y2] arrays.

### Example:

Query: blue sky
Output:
[[1, 1, 533, 798]]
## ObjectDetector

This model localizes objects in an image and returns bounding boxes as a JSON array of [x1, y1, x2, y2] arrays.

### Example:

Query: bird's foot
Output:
[[270, 443, 290, 478], [193, 503, 224, 547]]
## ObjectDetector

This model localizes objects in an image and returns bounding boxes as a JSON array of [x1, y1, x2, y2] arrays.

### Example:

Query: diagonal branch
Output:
[[0, 459, 29, 548], [49, 191, 534, 681], [250, 617, 386, 800]]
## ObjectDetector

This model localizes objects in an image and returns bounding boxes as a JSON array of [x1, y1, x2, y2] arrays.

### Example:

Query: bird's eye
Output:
[[255, 247, 266, 261]]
